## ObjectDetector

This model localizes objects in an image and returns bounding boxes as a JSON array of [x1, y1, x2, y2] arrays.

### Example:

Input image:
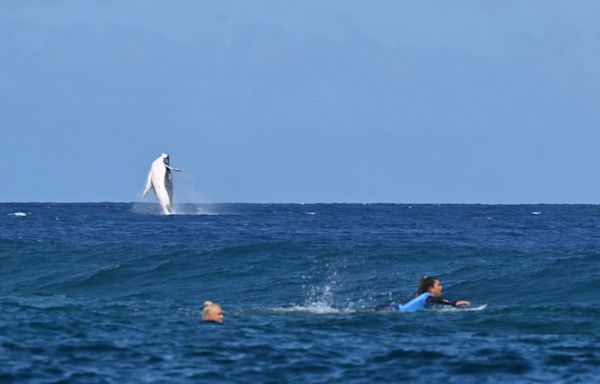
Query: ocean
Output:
[[1, 203, 599, 383]]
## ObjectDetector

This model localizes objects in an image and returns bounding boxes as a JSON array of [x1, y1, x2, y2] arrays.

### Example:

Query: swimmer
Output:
[[376, 276, 470, 311], [202, 301, 224, 323]]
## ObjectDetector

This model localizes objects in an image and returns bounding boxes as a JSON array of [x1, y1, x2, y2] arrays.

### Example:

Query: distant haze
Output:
[[2, 1, 599, 203]]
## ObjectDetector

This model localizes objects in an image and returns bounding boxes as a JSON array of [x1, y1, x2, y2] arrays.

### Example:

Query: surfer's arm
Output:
[[427, 296, 455, 306], [427, 296, 469, 306], [142, 171, 153, 197]]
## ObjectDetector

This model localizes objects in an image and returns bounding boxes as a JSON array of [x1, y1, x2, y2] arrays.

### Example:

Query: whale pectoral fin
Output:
[[165, 164, 183, 172]]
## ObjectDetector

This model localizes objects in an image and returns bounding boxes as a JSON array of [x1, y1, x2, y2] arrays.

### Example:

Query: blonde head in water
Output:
[[203, 301, 224, 323]]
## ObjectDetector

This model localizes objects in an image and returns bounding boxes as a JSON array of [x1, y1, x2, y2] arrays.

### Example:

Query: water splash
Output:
[[305, 282, 335, 309], [264, 304, 355, 314], [171, 204, 224, 216], [130, 203, 162, 215], [131, 203, 228, 216]]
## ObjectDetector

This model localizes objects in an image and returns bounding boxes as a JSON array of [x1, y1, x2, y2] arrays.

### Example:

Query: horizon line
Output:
[[1, 201, 599, 206]]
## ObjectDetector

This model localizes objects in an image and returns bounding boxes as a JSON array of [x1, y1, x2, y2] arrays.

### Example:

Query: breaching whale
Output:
[[143, 153, 183, 215]]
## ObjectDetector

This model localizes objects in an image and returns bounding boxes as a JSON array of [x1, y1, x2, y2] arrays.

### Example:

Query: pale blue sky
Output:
[[1, 1, 599, 203]]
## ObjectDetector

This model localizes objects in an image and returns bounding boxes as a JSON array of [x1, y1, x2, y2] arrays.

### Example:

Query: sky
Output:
[[1, 1, 599, 203]]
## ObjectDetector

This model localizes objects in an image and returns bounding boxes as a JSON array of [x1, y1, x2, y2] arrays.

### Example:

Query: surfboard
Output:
[[430, 304, 488, 312], [461, 304, 487, 311]]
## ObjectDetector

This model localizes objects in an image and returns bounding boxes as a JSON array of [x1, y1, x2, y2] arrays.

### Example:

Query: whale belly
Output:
[[150, 166, 173, 214]]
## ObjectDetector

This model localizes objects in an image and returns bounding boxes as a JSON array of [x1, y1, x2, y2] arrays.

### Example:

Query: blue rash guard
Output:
[[397, 292, 431, 311], [375, 293, 458, 312]]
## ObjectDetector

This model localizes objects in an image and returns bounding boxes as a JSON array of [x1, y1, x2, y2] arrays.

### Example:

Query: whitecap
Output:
[[531, 211, 542, 215], [9, 212, 28, 217]]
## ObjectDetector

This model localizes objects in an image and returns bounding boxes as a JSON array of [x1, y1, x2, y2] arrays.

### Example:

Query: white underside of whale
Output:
[[143, 155, 175, 215]]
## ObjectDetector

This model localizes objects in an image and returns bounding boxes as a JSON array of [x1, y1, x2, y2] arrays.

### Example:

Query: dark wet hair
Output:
[[417, 276, 439, 296]]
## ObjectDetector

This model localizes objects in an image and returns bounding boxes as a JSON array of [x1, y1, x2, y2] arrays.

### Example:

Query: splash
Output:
[[171, 204, 224, 216], [262, 276, 357, 315], [305, 282, 335, 309], [130, 203, 227, 216], [265, 303, 355, 314], [130, 203, 162, 215]]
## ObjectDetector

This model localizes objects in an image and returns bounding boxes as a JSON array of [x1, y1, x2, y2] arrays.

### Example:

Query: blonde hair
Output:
[[203, 301, 219, 319]]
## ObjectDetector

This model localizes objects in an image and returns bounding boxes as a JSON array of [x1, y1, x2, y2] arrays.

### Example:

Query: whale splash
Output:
[[142, 153, 183, 215]]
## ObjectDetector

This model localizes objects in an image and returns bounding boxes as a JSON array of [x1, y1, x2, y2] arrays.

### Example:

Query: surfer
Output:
[[202, 301, 224, 323], [376, 276, 470, 311], [416, 275, 470, 307]]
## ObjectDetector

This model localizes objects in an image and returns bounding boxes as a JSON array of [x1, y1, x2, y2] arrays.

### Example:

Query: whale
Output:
[[143, 153, 183, 215]]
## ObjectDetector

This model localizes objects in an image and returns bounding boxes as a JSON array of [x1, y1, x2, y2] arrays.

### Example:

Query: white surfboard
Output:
[[431, 304, 488, 312]]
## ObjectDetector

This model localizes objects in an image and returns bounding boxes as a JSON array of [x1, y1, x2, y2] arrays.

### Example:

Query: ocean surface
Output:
[[1, 203, 599, 383]]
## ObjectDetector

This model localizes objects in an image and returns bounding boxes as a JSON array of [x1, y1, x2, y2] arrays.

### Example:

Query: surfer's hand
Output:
[[455, 300, 470, 306]]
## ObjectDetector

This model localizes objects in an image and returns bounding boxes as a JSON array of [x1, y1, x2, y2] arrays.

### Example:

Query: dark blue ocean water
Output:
[[1, 203, 599, 383]]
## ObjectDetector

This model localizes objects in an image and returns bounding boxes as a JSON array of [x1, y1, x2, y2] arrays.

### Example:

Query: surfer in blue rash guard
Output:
[[417, 276, 470, 307], [376, 276, 470, 311]]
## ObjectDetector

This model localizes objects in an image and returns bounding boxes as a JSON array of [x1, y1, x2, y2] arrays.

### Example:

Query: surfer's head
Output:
[[417, 276, 442, 297], [203, 301, 224, 323]]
